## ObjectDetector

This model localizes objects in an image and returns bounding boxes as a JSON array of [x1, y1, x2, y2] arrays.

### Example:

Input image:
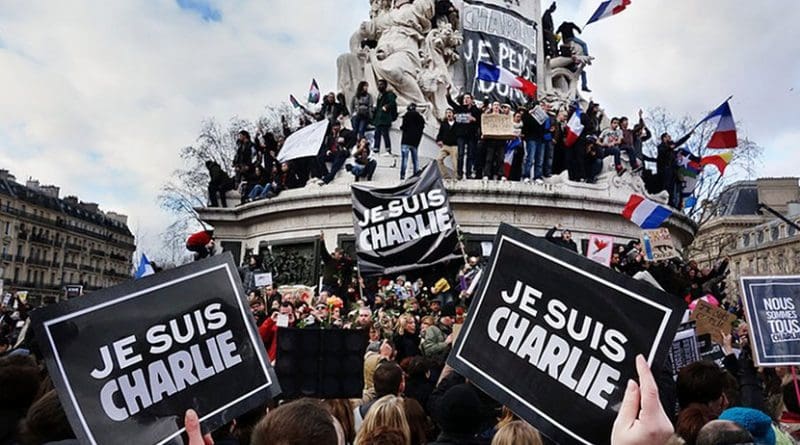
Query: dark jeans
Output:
[[374, 125, 391, 153], [483, 140, 505, 179], [318, 151, 349, 183], [352, 115, 369, 139], [566, 144, 586, 181], [456, 135, 478, 177], [351, 160, 377, 181]]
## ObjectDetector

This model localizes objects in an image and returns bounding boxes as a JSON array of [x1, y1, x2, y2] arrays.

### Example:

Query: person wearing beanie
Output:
[[719, 407, 776, 445], [429, 383, 487, 445]]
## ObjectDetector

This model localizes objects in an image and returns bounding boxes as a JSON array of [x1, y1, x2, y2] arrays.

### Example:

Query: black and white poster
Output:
[[31, 253, 279, 445], [460, 0, 539, 105], [740, 275, 800, 366], [667, 322, 700, 379], [351, 163, 460, 276], [448, 224, 685, 445]]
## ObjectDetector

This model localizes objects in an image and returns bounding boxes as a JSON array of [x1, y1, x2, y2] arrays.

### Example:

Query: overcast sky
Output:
[[1, 0, 798, 258]]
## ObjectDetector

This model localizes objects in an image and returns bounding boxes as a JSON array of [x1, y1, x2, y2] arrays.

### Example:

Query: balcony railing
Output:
[[1, 253, 12, 262], [27, 257, 51, 267], [65, 243, 83, 251], [14, 254, 26, 262], [90, 249, 106, 257], [30, 234, 54, 245], [64, 262, 79, 269]]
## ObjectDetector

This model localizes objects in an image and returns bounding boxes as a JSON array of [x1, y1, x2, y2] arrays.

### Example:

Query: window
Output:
[[790, 223, 798, 237], [3, 221, 9, 235], [771, 226, 780, 241], [757, 231, 764, 244], [742, 233, 750, 247]]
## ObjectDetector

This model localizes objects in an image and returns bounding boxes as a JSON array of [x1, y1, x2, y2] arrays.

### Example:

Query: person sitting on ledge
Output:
[[315, 121, 356, 185], [347, 138, 377, 182]]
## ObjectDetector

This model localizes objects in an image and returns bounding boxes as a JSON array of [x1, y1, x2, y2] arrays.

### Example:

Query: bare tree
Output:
[[158, 104, 297, 261]]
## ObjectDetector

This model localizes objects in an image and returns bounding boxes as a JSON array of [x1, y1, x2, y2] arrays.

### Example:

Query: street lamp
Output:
[[757, 203, 800, 232]]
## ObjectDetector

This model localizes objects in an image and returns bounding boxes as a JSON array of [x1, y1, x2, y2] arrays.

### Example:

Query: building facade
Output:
[[692, 177, 800, 302], [0, 170, 136, 305]]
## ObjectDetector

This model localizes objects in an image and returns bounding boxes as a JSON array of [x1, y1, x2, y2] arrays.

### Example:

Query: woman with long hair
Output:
[[355, 395, 410, 445], [491, 420, 543, 445], [393, 313, 421, 363], [351, 81, 373, 139]]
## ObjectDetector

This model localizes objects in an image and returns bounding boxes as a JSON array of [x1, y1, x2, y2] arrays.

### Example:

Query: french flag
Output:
[[622, 194, 672, 229], [477, 62, 537, 98], [587, 0, 631, 25], [564, 104, 584, 148], [503, 139, 522, 177], [697, 100, 737, 149]]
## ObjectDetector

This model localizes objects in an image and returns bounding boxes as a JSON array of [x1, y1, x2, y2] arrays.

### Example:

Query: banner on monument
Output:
[[447, 223, 684, 445], [689, 299, 736, 345], [31, 253, 280, 445], [641, 228, 679, 262], [351, 163, 460, 276], [276, 119, 329, 163], [585, 234, 614, 267], [460, 0, 538, 105], [740, 275, 800, 366]]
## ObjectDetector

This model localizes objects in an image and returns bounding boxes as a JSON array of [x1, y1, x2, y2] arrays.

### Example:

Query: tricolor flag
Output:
[[477, 62, 537, 98], [134, 253, 155, 279], [289, 94, 302, 109], [564, 104, 584, 147], [622, 194, 672, 229], [308, 78, 321, 104], [701, 151, 734, 175], [587, 0, 631, 25], [696, 99, 737, 149], [503, 139, 522, 177]]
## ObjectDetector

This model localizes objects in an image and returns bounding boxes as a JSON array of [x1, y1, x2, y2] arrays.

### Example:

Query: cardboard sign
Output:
[[448, 224, 685, 445], [668, 322, 700, 379], [31, 254, 280, 445], [586, 234, 614, 267], [275, 328, 368, 398], [480, 113, 516, 139], [690, 300, 736, 345], [740, 275, 800, 366], [254, 272, 273, 288], [641, 228, 679, 262]]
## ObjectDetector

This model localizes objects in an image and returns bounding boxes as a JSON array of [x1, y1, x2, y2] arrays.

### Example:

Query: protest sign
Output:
[[351, 163, 460, 276], [448, 223, 684, 445], [480, 113, 516, 139], [254, 272, 273, 288], [531, 105, 548, 125], [585, 234, 614, 267], [690, 300, 736, 345], [276, 119, 329, 163], [275, 328, 368, 398], [740, 275, 800, 366], [667, 322, 700, 379], [641, 228, 679, 262], [31, 253, 279, 445]]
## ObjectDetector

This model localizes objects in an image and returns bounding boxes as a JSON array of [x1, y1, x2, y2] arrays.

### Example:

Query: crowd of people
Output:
[[206, 77, 696, 211]]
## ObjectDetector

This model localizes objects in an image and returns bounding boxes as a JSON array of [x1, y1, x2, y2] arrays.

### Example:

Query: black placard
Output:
[[447, 224, 685, 445], [740, 275, 800, 366], [351, 163, 459, 276], [667, 322, 700, 379], [31, 253, 279, 445], [275, 328, 368, 399]]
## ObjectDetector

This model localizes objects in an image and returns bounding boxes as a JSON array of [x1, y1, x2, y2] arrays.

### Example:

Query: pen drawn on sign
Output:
[[642, 228, 679, 262], [690, 300, 736, 345], [481, 114, 516, 139]]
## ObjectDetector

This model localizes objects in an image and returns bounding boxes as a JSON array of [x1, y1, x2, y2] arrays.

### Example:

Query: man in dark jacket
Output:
[[545, 225, 579, 252], [316, 121, 356, 184], [373, 79, 397, 154], [542, 2, 558, 58], [436, 108, 459, 179], [319, 231, 354, 301], [205, 160, 234, 207], [399, 103, 425, 180], [650, 131, 692, 207], [446, 86, 482, 178], [233, 130, 256, 184]]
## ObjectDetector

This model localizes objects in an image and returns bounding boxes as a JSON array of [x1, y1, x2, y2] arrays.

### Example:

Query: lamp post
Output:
[[757, 203, 800, 232]]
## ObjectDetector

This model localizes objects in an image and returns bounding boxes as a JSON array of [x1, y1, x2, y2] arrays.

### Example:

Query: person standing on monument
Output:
[[399, 103, 425, 180], [522, 102, 553, 184], [557, 21, 592, 93], [446, 85, 481, 179], [435, 108, 459, 179], [351, 81, 374, 139], [373, 79, 398, 155], [542, 2, 558, 59]]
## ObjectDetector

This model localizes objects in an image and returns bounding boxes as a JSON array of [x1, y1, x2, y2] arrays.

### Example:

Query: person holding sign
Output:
[[446, 85, 481, 179]]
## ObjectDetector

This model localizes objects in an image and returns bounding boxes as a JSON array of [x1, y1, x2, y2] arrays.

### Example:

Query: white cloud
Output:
[[0, 0, 797, 257]]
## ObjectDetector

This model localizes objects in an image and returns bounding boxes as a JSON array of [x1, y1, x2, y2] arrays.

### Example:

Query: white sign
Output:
[[276, 119, 330, 162], [254, 272, 273, 287], [531, 106, 548, 125], [586, 234, 614, 267]]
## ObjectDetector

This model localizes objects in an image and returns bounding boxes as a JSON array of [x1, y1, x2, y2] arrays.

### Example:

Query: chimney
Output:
[[106, 212, 129, 225], [0, 169, 9, 181], [64, 196, 79, 206], [26, 179, 41, 190], [40, 185, 60, 199], [79, 202, 100, 213]]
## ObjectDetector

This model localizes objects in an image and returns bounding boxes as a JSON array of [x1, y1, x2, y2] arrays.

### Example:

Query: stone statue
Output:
[[418, 17, 463, 119]]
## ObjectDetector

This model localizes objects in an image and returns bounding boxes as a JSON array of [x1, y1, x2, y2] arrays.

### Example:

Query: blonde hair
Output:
[[396, 313, 415, 336], [491, 420, 542, 445], [355, 395, 410, 445]]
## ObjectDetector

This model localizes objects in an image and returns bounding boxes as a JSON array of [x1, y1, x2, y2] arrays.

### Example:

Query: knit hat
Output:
[[436, 384, 484, 435], [719, 407, 776, 445]]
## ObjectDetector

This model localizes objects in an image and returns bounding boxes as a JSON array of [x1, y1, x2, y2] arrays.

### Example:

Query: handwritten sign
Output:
[[690, 300, 736, 345], [254, 272, 273, 287], [481, 113, 516, 139], [641, 228, 679, 262]]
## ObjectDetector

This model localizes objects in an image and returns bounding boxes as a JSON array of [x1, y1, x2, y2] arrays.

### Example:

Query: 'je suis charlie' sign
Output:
[[32, 253, 279, 445]]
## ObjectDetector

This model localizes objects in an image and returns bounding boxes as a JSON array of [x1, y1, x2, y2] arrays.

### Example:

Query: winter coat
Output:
[[436, 120, 459, 146], [420, 325, 449, 359], [400, 110, 426, 147], [373, 91, 398, 126], [351, 92, 374, 118], [446, 95, 482, 137]]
